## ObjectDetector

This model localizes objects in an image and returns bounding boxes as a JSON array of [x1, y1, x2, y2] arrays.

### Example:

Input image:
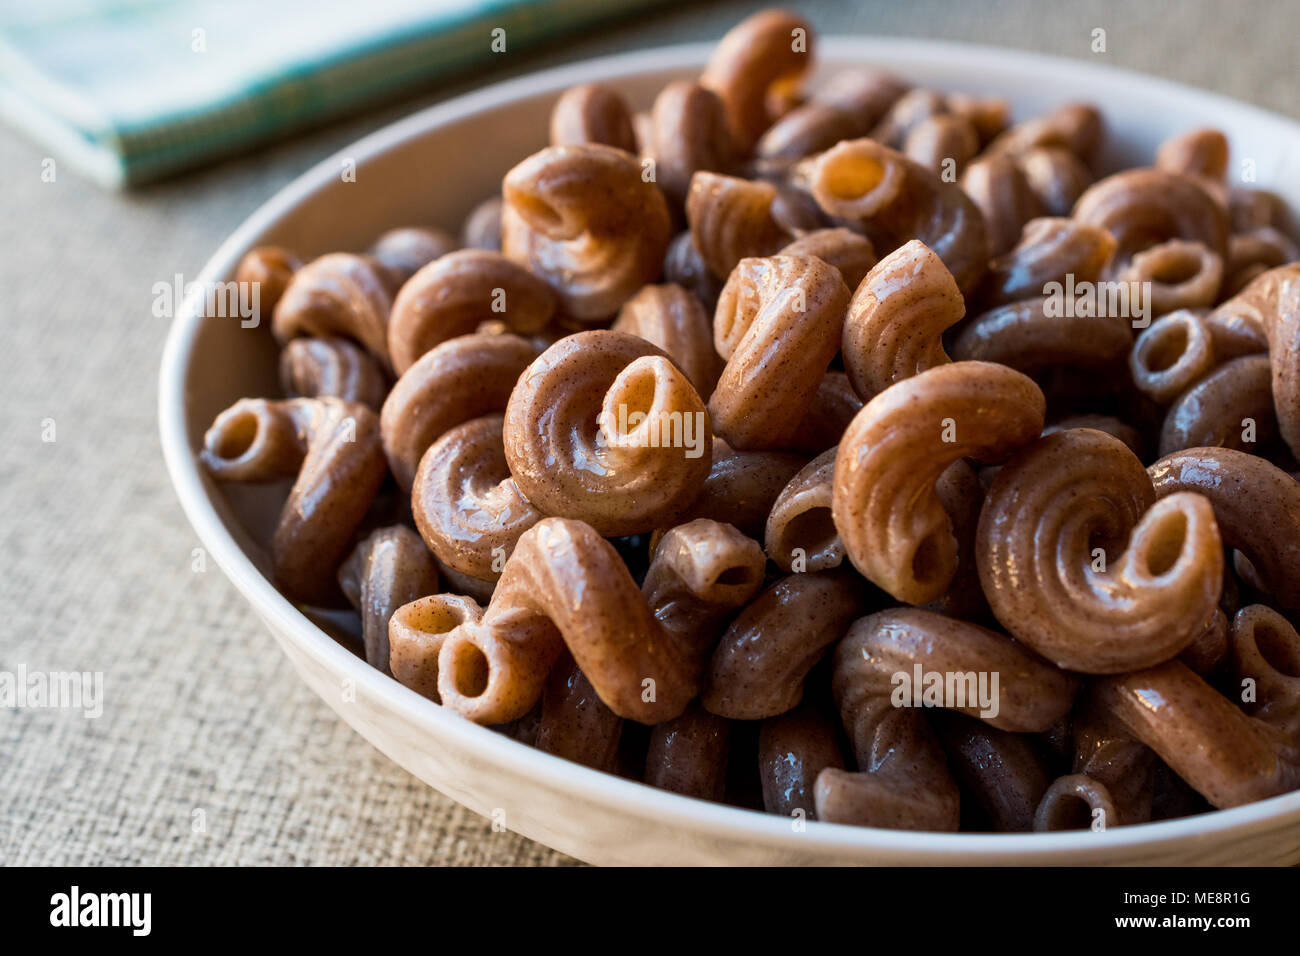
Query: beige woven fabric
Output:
[[1, 0, 1294, 866]]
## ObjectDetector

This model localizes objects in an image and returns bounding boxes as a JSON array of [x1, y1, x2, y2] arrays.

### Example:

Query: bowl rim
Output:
[[159, 35, 1300, 862]]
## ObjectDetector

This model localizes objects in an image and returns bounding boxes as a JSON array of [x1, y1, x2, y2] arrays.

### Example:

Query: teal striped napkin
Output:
[[0, 0, 670, 188]]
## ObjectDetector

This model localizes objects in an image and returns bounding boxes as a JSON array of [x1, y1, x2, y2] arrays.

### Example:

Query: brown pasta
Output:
[[1155, 127, 1229, 182], [272, 253, 395, 368], [686, 171, 789, 279], [645, 703, 731, 800], [951, 296, 1133, 373], [757, 704, 845, 819], [368, 227, 458, 284], [549, 83, 637, 152], [1014, 146, 1094, 217], [1129, 309, 1217, 403], [935, 712, 1051, 832], [461, 196, 503, 252], [612, 283, 722, 397], [1033, 775, 1119, 831], [647, 81, 733, 207], [278, 336, 388, 411], [708, 255, 850, 451], [986, 102, 1104, 168], [832, 361, 1046, 604], [200, 397, 387, 603], [979, 216, 1116, 308], [1118, 239, 1223, 316], [1070, 697, 1157, 825], [764, 447, 841, 573], [338, 526, 440, 675], [776, 228, 877, 291], [790, 370, 863, 455], [670, 439, 806, 538], [663, 230, 724, 309], [904, 113, 980, 177], [535, 654, 624, 772], [234, 245, 302, 322], [869, 88, 947, 149], [960, 153, 1045, 258], [1230, 604, 1300, 740], [1157, 354, 1276, 456]]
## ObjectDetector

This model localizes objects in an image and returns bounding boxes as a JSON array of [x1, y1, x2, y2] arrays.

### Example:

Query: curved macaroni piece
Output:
[[923, 460, 989, 622], [386, 250, 556, 374], [279, 336, 388, 411], [980, 217, 1116, 308], [832, 361, 1045, 604], [380, 332, 539, 490], [1129, 309, 1216, 403], [612, 282, 722, 397], [841, 239, 963, 400], [797, 137, 989, 295], [946, 93, 1010, 146], [1070, 697, 1157, 825], [411, 415, 543, 582], [1033, 775, 1118, 831], [339, 525, 440, 675], [369, 227, 458, 284], [663, 231, 724, 309], [790, 371, 863, 454], [1225, 227, 1300, 296], [645, 703, 731, 800], [1230, 605, 1300, 741], [461, 196, 503, 252], [1149, 447, 1300, 609], [1180, 607, 1230, 676], [702, 570, 868, 720], [977, 428, 1223, 673], [904, 114, 979, 177], [1119, 239, 1223, 316], [686, 171, 789, 279], [708, 255, 850, 451], [535, 654, 624, 771], [1015, 146, 1094, 217], [272, 253, 395, 368], [986, 102, 1104, 167], [756, 102, 864, 167], [501, 144, 671, 321], [935, 712, 1050, 832], [1155, 127, 1229, 181], [234, 245, 302, 320], [503, 330, 712, 537], [777, 228, 877, 291], [869, 88, 946, 149], [765, 447, 841, 572], [387, 592, 481, 703], [757, 704, 845, 819], [959, 153, 1045, 258], [549, 83, 637, 152], [200, 397, 388, 604], [1157, 354, 1276, 456], [951, 296, 1133, 374], [699, 8, 813, 152], [648, 81, 732, 206], [671, 439, 806, 538]]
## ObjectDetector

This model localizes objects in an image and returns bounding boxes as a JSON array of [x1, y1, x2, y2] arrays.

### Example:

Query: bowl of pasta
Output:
[[160, 9, 1300, 865]]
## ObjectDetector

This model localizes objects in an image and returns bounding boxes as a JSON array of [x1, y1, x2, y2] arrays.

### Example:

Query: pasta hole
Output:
[[1142, 511, 1187, 576], [1150, 252, 1201, 285], [1254, 621, 1300, 678], [212, 410, 259, 460], [823, 153, 886, 200], [1143, 323, 1188, 372], [513, 193, 566, 235], [1042, 794, 1094, 831], [911, 534, 942, 586], [715, 565, 757, 587], [449, 642, 491, 698], [785, 507, 838, 558]]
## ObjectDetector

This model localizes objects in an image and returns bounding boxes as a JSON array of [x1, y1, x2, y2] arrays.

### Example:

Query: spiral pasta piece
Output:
[[986, 102, 1104, 168], [670, 440, 806, 538], [832, 361, 1045, 604], [980, 216, 1116, 308], [935, 712, 1051, 832], [502, 144, 671, 321], [758, 704, 845, 819], [951, 295, 1133, 373], [645, 703, 731, 800], [960, 153, 1045, 258], [1156, 127, 1229, 181], [765, 447, 841, 573], [338, 526, 440, 675], [1230, 605, 1300, 742], [1157, 354, 1276, 456], [549, 82, 637, 151], [776, 228, 877, 291], [369, 227, 458, 284], [200, 397, 388, 604], [1033, 775, 1119, 831], [686, 171, 789, 279], [1129, 309, 1217, 404], [612, 282, 722, 397], [1118, 239, 1223, 317], [234, 245, 302, 321], [647, 81, 732, 207], [1015, 146, 1094, 217], [708, 255, 850, 451], [272, 253, 395, 368], [279, 336, 388, 411], [535, 654, 624, 771]]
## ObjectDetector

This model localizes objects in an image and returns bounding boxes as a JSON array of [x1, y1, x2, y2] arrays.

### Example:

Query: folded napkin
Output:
[[0, 0, 669, 187]]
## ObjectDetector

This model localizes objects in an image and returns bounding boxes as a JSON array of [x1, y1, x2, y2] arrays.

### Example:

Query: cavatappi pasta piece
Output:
[[686, 172, 789, 279], [765, 447, 841, 573], [945, 93, 1010, 146], [549, 83, 637, 152], [234, 245, 302, 321], [1072, 168, 1229, 273], [1230, 188, 1290, 233], [768, 181, 827, 234], [1015, 146, 1094, 217], [1118, 239, 1223, 316], [924, 460, 989, 622], [699, 8, 813, 153], [1149, 447, 1300, 609], [904, 114, 980, 178], [1157, 354, 1277, 456], [979, 217, 1116, 308], [387, 592, 481, 703], [868, 88, 947, 149], [663, 231, 724, 308], [951, 295, 1133, 374], [535, 654, 624, 772], [279, 336, 388, 411], [338, 526, 440, 675], [960, 154, 1045, 258], [708, 255, 850, 451], [814, 67, 909, 131], [841, 239, 963, 400], [815, 608, 1076, 830], [777, 228, 877, 291], [790, 371, 863, 455], [647, 81, 732, 207], [1224, 227, 1300, 296], [1180, 608, 1230, 676], [436, 561, 496, 606], [832, 361, 1046, 604], [934, 712, 1050, 832], [1155, 127, 1229, 182], [380, 332, 539, 490], [1093, 661, 1299, 808], [461, 196, 503, 252], [986, 102, 1104, 168], [200, 397, 387, 604], [755, 101, 864, 168], [612, 282, 722, 397], [411, 415, 543, 582], [797, 137, 990, 295], [501, 144, 671, 321], [757, 704, 845, 819], [386, 250, 557, 374], [702, 570, 868, 720], [368, 227, 458, 284], [503, 330, 712, 536], [272, 253, 395, 368], [1129, 309, 1217, 403], [1070, 698, 1157, 825], [1033, 775, 1119, 831], [1208, 263, 1300, 458], [977, 428, 1223, 673], [1230, 605, 1300, 741], [645, 703, 731, 800], [671, 440, 806, 538]]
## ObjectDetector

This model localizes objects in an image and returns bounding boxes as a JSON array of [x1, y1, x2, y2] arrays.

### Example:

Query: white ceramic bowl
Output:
[[159, 37, 1300, 865]]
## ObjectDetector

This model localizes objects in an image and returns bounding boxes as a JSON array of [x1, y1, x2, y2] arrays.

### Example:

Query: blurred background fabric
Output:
[[0, 0, 670, 187], [2, 0, 1299, 866]]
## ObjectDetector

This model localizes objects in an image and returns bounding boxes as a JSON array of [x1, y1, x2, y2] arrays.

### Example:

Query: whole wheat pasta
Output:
[[790, 370, 863, 454], [699, 8, 813, 153], [813, 67, 909, 130], [904, 114, 980, 178], [1070, 697, 1157, 825], [768, 182, 828, 234], [386, 250, 557, 375], [757, 704, 845, 819], [1119, 239, 1223, 316], [272, 253, 395, 368], [612, 282, 723, 397], [279, 336, 388, 411], [832, 361, 1046, 604], [670, 439, 806, 538], [708, 255, 850, 451], [1149, 446, 1300, 609], [934, 712, 1050, 832], [535, 654, 624, 772], [338, 526, 440, 675], [234, 245, 302, 321], [977, 428, 1223, 673], [411, 415, 543, 582], [755, 101, 865, 167], [1093, 660, 1299, 808], [869, 88, 947, 149], [765, 447, 841, 573], [502, 330, 712, 536], [1014, 146, 1094, 217], [1129, 309, 1217, 403], [387, 592, 482, 703], [1033, 775, 1119, 831], [369, 227, 458, 284], [1230, 188, 1290, 233], [979, 217, 1116, 308], [1155, 127, 1229, 182], [841, 238, 963, 400], [435, 562, 496, 606], [549, 82, 637, 152], [461, 196, 503, 252], [945, 93, 1010, 146], [200, 397, 387, 604], [960, 153, 1046, 258], [702, 570, 868, 720], [1180, 607, 1230, 676], [986, 102, 1104, 168], [380, 332, 539, 491], [686, 171, 789, 279], [647, 81, 732, 207], [923, 460, 990, 622], [777, 228, 877, 291], [1230, 605, 1300, 742], [663, 231, 724, 308], [1044, 414, 1144, 458], [645, 703, 731, 800], [1224, 227, 1300, 296], [501, 143, 671, 321], [1157, 354, 1276, 456], [797, 137, 990, 295], [815, 608, 1076, 830], [951, 296, 1133, 373]]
